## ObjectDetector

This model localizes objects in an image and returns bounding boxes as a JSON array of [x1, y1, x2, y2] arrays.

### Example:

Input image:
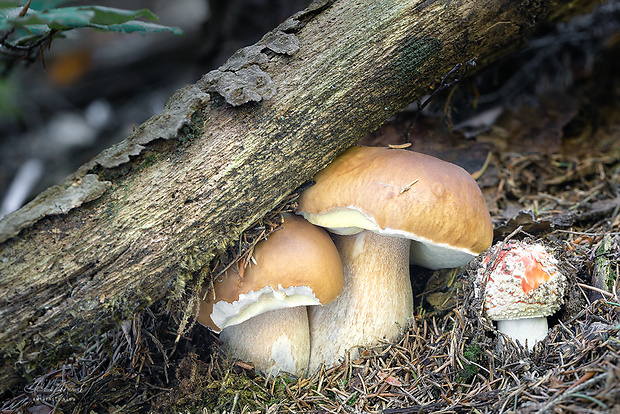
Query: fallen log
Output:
[[0, 0, 601, 392]]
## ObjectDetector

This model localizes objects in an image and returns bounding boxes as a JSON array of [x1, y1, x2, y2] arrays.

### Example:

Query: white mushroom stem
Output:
[[496, 317, 549, 351], [220, 307, 310, 378], [308, 230, 413, 373]]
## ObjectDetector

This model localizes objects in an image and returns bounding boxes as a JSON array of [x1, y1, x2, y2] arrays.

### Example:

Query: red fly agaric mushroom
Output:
[[478, 241, 566, 350], [196, 213, 343, 377], [297, 145, 493, 371]]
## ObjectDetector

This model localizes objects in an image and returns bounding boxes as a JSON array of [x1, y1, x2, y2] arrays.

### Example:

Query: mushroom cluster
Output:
[[196, 213, 343, 377], [196, 145, 493, 376], [296, 145, 493, 371], [478, 241, 567, 350]]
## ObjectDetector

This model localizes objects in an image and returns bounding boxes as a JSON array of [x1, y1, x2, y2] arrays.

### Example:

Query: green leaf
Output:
[[26, 0, 73, 11], [2, 6, 182, 34], [0, 1, 20, 9], [84, 6, 159, 25], [89, 20, 183, 35], [5, 8, 95, 30], [0, 7, 26, 30], [50, 9, 95, 29]]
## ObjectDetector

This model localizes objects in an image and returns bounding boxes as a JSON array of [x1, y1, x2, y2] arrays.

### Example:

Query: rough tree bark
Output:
[[0, 0, 601, 392]]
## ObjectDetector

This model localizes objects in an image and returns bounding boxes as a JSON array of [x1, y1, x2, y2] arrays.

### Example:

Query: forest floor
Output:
[[1, 2, 620, 414]]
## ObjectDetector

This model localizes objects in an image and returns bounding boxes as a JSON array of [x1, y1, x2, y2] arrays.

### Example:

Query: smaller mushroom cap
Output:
[[479, 242, 566, 321], [297, 146, 493, 269], [196, 213, 344, 332]]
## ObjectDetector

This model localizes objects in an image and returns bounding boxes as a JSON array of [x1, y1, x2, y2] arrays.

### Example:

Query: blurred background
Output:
[[0, 0, 311, 218]]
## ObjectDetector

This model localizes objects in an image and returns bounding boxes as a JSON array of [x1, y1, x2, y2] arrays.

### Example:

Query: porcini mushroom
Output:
[[219, 307, 311, 377], [479, 242, 566, 350], [297, 145, 493, 371], [196, 213, 343, 377]]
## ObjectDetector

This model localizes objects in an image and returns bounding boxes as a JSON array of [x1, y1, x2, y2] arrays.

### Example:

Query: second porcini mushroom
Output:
[[196, 213, 343, 377], [297, 145, 493, 371], [478, 241, 567, 350]]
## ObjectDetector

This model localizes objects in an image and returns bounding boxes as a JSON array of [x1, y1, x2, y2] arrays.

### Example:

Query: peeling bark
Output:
[[0, 0, 601, 392]]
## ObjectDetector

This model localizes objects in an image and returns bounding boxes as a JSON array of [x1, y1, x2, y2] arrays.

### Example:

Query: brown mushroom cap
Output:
[[196, 213, 344, 332], [297, 145, 493, 269]]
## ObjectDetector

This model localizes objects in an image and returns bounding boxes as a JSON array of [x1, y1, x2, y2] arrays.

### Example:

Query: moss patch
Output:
[[152, 352, 287, 413]]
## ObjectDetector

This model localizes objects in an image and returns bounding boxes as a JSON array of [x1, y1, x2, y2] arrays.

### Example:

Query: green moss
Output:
[[11, 326, 102, 386], [268, 377, 295, 405], [346, 391, 358, 406], [458, 343, 481, 383], [395, 36, 443, 85], [463, 343, 481, 361], [154, 354, 284, 413], [101, 290, 144, 323], [177, 110, 210, 143], [140, 153, 158, 169], [596, 234, 616, 291]]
